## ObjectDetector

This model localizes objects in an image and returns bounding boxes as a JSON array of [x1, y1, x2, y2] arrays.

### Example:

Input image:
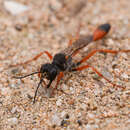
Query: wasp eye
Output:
[[43, 72, 47, 78]]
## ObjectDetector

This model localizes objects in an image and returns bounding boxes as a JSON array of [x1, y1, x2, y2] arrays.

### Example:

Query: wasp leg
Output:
[[68, 23, 82, 46], [72, 64, 125, 89], [51, 72, 64, 95], [76, 49, 130, 65], [10, 51, 53, 67]]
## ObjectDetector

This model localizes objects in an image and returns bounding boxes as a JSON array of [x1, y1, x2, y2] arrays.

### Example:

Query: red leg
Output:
[[72, 64, 125, 89], [77, 49, 130, 65], [68, 37, 74, 46], [10, 51, 53, 67], [69, 24, 83, 57], [68, 23, 82, 46], [51, 72, 64, 95], [55, 72, 64, 89]]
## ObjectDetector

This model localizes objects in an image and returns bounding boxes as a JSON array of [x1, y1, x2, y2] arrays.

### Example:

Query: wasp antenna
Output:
[[93, 23, 111, 41], [33, 78, 44, 103], [12, 72, 40, 79]]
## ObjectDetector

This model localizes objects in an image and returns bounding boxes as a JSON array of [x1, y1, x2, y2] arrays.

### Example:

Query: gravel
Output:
[[0, 0, 130, 129]]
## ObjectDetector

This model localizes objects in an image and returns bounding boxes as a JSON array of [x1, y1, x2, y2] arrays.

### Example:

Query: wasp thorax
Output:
[[52, 53, 67, 71]]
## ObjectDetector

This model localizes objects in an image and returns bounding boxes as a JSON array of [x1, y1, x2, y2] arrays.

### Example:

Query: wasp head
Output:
[[40, 63, 58, 82]]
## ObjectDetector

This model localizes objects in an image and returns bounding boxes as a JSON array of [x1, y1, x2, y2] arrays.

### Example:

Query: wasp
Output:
[[13, 23, 130, 103]]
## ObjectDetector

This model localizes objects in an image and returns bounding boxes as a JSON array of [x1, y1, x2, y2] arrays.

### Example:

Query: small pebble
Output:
[[4, 1, 29, 15], [56, 98, 62, 106], [61, 111, 66, 118], [11, 106, 17, 114], [15, 24, 23, 31], [88, 113, 95, 119], [61, 119, 70, 127], [1, 87, 11, 96], [121, 73, 128, 79], [51, 114, 61, 126], [8, 117, 18, 125], [77, 120, 82, 126], [65, 114, 69, 119], [32, 128, 38, 130], [85, 124, 93, 130]]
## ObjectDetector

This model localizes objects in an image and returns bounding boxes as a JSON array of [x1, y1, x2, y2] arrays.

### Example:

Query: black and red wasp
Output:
[[12, 23, 130, 103]]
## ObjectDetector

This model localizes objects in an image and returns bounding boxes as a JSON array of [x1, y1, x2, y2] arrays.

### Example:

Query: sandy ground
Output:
[[0, 0, 130, 129]]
